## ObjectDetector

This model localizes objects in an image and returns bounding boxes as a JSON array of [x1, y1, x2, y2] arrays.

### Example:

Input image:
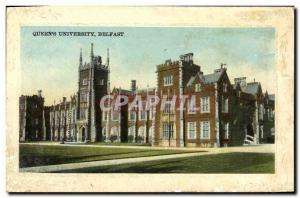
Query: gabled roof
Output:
[[186, 69, 226, 88], [269, 94, 275, 101], [242, 83, 260, 95], [203, 70, 224, 84]]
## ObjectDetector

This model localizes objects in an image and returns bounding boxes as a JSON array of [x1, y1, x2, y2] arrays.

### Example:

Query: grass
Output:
[[54, 152, 274, 173], [19, 144, 201, 168]]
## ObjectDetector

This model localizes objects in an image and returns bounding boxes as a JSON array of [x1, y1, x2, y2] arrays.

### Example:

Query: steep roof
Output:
[[203, 72, 223, 84], [242, 83, 260, 95], [186, 69, 225, 87], [269, 94, 275, 101], [186, 76, 196, 87]]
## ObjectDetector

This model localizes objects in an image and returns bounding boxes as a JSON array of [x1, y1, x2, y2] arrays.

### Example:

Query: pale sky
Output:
[[21, 26, 275, 105]]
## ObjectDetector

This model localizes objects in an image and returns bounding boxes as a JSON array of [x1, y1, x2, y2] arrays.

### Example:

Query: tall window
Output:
[[112, 110, 119, 121], [259, 104, 264, 120], [103, 111, 108, 121], [128, 126, 135, 136], [129, 106, 136, 121], [80, 110, 86, 120], [223, 82, 227, 93], [163, 75, 173, 86], [139, 102, 146, 120], [224, 122, 229, 139], [188, 99, 197, 114], [201, 121, 210, 139], [149, 105, 155, 120], [98, 79, 104, 85], [222, 97, 228, 113], [72, 109, 76, 123], [163, 103, 174, 114], [201, 97, 210, 113], [188, 122, 197, 139], [162, 122, 174, 138], [195, 83, 201, 92], [82, 78, 88, 85], [80, 92, 87, 102]]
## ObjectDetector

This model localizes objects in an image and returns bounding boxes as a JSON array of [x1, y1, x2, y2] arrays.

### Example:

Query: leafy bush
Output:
[[127, 135, 134, 143], [136, 135, 145, 143], [109, 135, 118, 143]]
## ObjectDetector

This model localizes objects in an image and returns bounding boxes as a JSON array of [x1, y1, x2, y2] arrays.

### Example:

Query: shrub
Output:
[[136, 135, 144, 143], [127, 135, 134, 143], [109, 135, 118, 143]]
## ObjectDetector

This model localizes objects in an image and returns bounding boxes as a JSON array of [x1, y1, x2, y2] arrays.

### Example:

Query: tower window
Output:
[[82, 78, 88, 85], [163, 75, 173, 86], [98, 79, 104, 85]]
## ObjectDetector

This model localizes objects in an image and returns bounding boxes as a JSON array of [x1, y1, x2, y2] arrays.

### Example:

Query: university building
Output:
[[19, 44, 275, 147]]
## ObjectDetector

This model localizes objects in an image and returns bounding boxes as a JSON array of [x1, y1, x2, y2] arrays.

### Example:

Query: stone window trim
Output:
[[187, 122, 197, 139], [162, 122, 174, 139], [200, 121, 210, 139], [163, 75, 173, 86], [200, 97, 210, 113], [128, 106, 136, 121]]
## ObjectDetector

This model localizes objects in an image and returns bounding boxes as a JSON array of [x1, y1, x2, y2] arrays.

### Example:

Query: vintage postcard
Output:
[[6, 6, 294, 192]]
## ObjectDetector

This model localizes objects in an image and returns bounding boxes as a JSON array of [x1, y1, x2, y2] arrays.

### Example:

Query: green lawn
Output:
[[19, 144, 201, 168], [54, 152, 274, 173]]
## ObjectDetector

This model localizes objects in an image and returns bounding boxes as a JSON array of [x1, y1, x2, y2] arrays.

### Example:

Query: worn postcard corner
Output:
[[6, 6, 294, 193]]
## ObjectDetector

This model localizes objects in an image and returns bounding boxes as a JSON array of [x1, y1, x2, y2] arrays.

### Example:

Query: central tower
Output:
[[76, 43, 110, 142]]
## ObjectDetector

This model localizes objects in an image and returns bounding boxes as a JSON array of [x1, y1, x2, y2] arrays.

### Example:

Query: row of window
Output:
[[163, 75, 228, 94], [82, 78, 105, 86], [187, 121, 210, 139], [187, 121, 229, 140], [103, 108, 156, 121]]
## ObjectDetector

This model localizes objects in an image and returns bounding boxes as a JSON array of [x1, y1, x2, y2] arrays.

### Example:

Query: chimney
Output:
[[179, 53, 194, 65], [131, 80, 136, 93], [234, 77, 247, 88], [38, 90, 42, 97]]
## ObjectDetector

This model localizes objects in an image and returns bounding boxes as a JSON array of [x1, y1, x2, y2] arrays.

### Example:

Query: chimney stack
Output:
[[131, 80, 136, 93]]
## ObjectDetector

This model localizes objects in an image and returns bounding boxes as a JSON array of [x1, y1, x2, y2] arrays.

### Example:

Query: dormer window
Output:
[[163, 75, 173, 86], [195, 83, 201, 92]]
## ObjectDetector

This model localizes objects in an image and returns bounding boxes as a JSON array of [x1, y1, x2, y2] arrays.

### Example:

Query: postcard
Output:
[[6, 6, 294, 192]]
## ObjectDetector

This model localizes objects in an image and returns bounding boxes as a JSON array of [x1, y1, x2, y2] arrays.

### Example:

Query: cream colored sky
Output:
[[21, 27, 275, 105]]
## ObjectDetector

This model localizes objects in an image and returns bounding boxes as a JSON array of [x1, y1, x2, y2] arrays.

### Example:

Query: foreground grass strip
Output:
[[55, 152, 274, 174], [19, 144, 201, 168]]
